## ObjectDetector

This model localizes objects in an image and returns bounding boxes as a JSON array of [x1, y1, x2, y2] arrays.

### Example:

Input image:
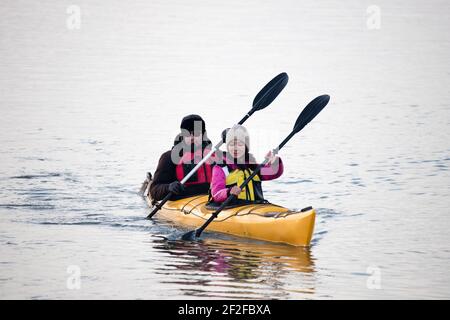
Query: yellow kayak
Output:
[[146, 194, 315, 246]]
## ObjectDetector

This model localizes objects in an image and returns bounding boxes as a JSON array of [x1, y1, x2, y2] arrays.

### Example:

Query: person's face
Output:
[[227, 139, 246, 159], [183, 132, 203, 146]]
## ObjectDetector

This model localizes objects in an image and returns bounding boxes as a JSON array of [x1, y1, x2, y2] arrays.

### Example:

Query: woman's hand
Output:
[[265, 151, 278, 165], [229, 186, 242, 196]]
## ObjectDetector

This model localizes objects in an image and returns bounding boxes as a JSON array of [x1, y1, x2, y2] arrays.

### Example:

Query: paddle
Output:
[[146, 72, 289, 219], [181, 94, 331, 240]]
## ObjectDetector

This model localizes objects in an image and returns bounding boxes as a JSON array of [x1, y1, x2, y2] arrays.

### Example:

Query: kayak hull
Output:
[[146, 195, 315, 246]]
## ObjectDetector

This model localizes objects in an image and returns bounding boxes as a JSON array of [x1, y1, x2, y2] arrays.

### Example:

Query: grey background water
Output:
[[1, 0, 449, 299]]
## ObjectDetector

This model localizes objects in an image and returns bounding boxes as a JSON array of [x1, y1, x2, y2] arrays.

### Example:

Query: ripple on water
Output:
[[10, 173, 61, 179], [351, 177, 366, 187], [0, 204, 56, 210], [283, 179, 314, 184]]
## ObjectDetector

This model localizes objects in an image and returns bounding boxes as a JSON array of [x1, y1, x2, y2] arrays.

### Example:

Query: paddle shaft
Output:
[[195, 132, 303, 235], [185, 94, 331, 239], [145, 72, 290, 219], [146, 109, 256, 219], [192, 130, 297, 236], [193, 125, 308, 237], [194, 157, 269, 237]]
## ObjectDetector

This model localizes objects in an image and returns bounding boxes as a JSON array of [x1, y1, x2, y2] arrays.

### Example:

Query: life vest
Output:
[[220, 164, 264, 201], [175, 148, 214, 186]]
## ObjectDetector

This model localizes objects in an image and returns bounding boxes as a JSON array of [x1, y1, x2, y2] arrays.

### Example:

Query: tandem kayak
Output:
[[144, 192, 315, 247]]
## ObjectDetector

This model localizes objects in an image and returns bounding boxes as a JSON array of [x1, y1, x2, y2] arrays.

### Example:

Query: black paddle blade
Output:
[[181, 230, 197, 241], [293, 95, 330, 133], [252, 72, 289, 110]]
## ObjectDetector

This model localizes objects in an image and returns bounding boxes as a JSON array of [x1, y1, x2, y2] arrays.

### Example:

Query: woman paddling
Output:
[[210, 125, 283, 204]]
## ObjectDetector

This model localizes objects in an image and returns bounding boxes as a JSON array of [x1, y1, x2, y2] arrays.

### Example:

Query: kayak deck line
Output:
[[179, 195, 206, 213], [151, 195, 309, 221]]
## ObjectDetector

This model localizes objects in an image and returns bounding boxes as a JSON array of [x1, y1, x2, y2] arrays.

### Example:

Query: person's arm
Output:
[[259, 156, 284, 181], [149, 151, 177, 201], [210, 166, 230, 202]]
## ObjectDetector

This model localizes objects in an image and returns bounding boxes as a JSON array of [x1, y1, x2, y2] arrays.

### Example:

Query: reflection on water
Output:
[[151, 237, 315, 299]]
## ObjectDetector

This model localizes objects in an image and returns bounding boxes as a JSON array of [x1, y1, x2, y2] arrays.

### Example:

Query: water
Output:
[[1, 0, 449, 299]]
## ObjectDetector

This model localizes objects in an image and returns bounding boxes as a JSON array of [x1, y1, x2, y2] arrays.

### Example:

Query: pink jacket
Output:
[[210, 155, 284, 202]]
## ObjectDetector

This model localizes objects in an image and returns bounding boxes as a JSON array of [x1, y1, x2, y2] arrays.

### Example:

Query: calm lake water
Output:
[[1, 0, 449, 299]]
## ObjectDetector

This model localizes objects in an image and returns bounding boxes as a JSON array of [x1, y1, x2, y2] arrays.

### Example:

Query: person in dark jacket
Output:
[[150, 114, 217, 201]]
